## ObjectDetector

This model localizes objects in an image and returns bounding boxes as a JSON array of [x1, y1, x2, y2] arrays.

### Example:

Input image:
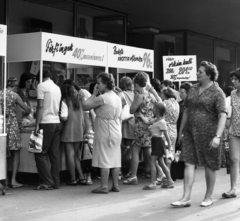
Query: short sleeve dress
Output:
[[180, 83, 227, 170], [92, 91, 122, 168], [229, 90, 240, 138], [60, 96, 85, 142], [0, 89, 22, 155], [132, 92, 154, 148]]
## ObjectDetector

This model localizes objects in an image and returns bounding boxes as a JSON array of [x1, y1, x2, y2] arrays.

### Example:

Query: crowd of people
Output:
[[1, 60, 240, 208]]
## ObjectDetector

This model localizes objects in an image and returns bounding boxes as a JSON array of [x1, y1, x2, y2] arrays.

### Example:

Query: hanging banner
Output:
[[163, 55, 197, 81], [108, 43, 154, 72], [0, 25, 7, 56]]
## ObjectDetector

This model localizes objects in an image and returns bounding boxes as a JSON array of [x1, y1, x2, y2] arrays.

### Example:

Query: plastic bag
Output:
[[28, 130, 43, 153]]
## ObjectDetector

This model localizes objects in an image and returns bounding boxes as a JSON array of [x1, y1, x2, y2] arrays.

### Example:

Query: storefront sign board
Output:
[[163, 55, 197, 82], [107, 43, 154, 72], [0, 25, 7, 56], [7, 32, 107, 67]]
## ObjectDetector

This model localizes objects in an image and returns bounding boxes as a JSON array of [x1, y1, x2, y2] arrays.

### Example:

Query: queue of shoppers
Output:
[[4, 61, 240, 209]]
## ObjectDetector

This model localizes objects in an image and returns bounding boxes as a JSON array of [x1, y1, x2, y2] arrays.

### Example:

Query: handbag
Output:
[[28, 129, 43, 153], [78, 140, 92, 161]]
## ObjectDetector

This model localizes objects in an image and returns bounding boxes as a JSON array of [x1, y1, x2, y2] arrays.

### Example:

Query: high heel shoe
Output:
[[171, 200, 191, 207], [123, 176, 138, 185]]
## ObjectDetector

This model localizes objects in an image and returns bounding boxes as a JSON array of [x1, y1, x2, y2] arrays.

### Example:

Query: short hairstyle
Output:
[[180, 82, 192, 93], [200, 61, 218, 81], [162, 87, 177, 100], [224, 86, 235, 97], [151, 78, 161, 92], [133, 72, 148, 87], [154, 102, 166, 117], [161, 80, 174, 89], [97, 72, 115, 90], [7, 77, 18, 88], [119, 77, 133, 91], [36, 69, 52, 82], [19, 73, 32, 89], [230, 68, 240, 81]]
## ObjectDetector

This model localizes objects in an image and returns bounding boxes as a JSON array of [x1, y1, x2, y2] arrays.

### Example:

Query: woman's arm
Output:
[[210, 112, 227, 148], [16, 95, 31, 114], [139, 113, 154, 125], [178, 107, 188, 144], [130, 93, 143, 114], [148, 87, 162, 102], [84, 112, 91, 135]]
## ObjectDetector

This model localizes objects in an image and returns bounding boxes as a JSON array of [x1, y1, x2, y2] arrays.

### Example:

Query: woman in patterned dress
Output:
[[171, 61, 227, 207], [161, 88, 179, 169], [123, 72, 161, 185], [0, 78, 31, 188], [222, 69, 240, 198]]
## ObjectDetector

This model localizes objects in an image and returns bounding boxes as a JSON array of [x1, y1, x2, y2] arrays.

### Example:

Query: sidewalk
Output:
[[1, 168, 240, 221]]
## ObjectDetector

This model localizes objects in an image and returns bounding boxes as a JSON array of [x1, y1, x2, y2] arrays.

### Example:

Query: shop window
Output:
[[215, 40, 236, 88], [187, 33, 214, 67]]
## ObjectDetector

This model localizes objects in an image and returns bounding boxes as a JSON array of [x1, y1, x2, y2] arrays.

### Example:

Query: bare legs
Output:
[[204, 167, 216, 202], [97, 168, 119, 189], [65, 142, 84, 181], [226, 137, 240, 194], [11, 150, 23, 186]]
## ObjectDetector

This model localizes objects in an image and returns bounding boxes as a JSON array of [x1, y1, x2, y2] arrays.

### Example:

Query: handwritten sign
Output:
[[163, 56, 197, 82], [41, 33, 107, 67], [108, 43, 154, 72], [0, 25, 7, 56]]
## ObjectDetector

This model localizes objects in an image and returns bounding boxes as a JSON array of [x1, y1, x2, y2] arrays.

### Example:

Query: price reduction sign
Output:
[[163, 55, 197, 82]]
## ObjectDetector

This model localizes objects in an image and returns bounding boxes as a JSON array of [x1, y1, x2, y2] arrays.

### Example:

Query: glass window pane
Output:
[[188, 32, 214, 68], [215, 40, 236, 88]]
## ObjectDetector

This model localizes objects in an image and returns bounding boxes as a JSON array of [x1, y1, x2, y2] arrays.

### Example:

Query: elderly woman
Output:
[[0, 78, 31, 188], [119, 77, 135, 178], [222, 69, 240, 198], [171, 61, 227, 207], [81, 73, 122, 193], [123, 72, 161, 185]]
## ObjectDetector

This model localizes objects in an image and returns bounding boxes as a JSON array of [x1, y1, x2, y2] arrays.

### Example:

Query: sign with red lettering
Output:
[[0, 25, 7, 56], [163, 56, 197, 81]]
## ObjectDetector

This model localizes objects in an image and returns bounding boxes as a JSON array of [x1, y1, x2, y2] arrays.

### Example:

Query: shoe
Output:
[[161, 180, 174, 189], [143, 185, 156, 190], [200, 199, 213, 207], [91, 188, 109, 194], [125, 171, 132, 179], [86, 180, 93, 185], [34, 184, 54, 190], [222, 192, 237, 199], [141, 171, 151, 179], [110, 186, 120, 192], [171, 200, 191, 207], [66, 180, 78, 186], [77, 179, 87, 185], [123, 176, 138, 185]]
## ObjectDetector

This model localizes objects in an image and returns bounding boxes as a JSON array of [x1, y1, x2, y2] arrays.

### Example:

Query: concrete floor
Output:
[[1, 168, 240, 221]]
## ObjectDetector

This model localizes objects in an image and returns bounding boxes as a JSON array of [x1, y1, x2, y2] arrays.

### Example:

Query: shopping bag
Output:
[[79, 140, 92, 161], [28, 130, 43, 153]]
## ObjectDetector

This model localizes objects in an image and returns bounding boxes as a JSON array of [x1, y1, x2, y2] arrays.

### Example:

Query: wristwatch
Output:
[[215, 134, 221, 138]]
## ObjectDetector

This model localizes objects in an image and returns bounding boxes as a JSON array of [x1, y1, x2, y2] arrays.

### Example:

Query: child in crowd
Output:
[[140, 102, 174, 190]]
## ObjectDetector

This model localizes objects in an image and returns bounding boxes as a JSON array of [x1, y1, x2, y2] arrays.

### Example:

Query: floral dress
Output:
[[0, 89, 22, 154], [132, 92, 154, 148], [229, 90, 240, 138], [180, 83, 227, 170], [164, 98, 179, 159]]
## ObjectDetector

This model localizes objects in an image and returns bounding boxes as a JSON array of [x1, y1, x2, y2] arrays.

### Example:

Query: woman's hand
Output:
[[209, 136, 221, 149]]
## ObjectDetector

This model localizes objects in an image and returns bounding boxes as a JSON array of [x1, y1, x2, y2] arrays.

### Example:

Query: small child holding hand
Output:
[[140, 102, 174, 190]]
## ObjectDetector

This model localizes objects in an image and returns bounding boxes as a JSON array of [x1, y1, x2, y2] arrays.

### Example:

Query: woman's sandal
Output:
[[86, 180, 93, 185], [77, 179, 87, 185], [143, 185, 156, 190], [34, 184, 54, 190], [66, 180, 78, 186], [123, 176, 138, 185], [222, 192, 237, 198]]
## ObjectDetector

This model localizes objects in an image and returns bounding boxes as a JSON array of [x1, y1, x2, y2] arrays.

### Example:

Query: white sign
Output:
[[108, 43, 154, 72], [163, 55, 197, 82], [41, 33, 107, 67], [0, 25, 7, 56]]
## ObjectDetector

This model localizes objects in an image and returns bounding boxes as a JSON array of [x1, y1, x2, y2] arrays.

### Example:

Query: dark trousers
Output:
[[35, 123, 61, 188]]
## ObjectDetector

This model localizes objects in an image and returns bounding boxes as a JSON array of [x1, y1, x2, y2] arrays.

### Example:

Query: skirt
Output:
[[151, 137, 166, 157]]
